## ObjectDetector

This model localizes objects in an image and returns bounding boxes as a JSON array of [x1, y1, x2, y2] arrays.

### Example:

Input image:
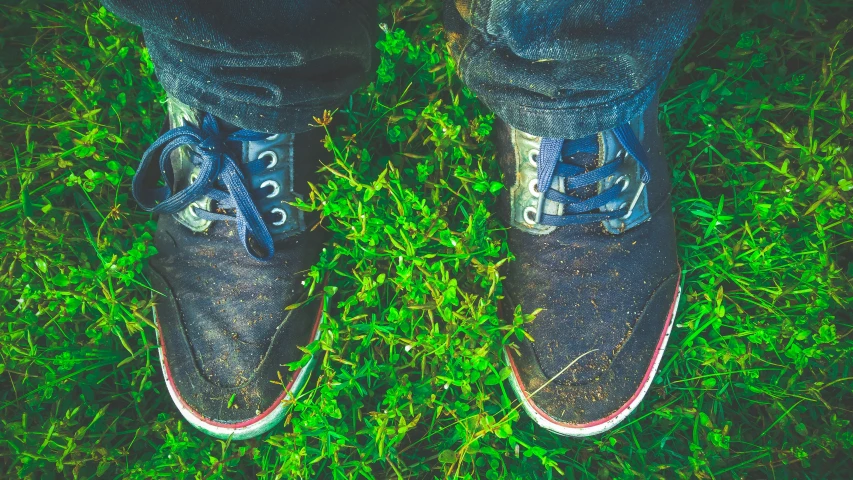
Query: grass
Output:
[[1, 0, 852, 478]]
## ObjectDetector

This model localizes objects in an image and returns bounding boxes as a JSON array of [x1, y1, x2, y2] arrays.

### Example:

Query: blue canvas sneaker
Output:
[[132, 98, 327, 439], [495, 98, 682, 436]]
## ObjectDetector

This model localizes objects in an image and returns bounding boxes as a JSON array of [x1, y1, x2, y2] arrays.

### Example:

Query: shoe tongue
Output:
[[564, 150, 599, 170], [562, 134, 599, 166], [217, 118, 248, 137], [169, 100, 243, 147], [560, 136, 601, 200]]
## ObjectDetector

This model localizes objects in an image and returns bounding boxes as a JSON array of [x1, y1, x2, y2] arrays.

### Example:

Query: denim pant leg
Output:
[[445, 0, 711, 139], [101, 0, 378, 133]]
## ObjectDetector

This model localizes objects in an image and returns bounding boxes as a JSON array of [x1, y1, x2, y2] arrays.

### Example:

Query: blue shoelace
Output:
[[132, 113, 277, 261], [535, 124, 652, 226]]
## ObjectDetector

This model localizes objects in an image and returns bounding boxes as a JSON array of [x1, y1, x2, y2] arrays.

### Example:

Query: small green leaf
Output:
[[51, 273, 69, 288], [495, 423, 512, 439], [438, 450, 457, 464], [20, 185, 33, 218]]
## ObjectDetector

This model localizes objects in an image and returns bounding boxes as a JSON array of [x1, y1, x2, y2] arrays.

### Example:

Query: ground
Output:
[[1, 0, 852, 478]]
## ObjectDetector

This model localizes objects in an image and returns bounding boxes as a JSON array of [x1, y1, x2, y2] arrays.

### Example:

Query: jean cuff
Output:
[[158, 69, 337, 134], [482, 75, 664, 140]]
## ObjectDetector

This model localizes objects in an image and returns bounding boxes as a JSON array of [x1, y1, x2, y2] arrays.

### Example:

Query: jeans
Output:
[[101, 0, 710, 138]]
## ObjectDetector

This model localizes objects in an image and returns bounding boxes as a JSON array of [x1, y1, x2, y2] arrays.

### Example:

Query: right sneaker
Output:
[[132, 98, 328, 439], [494, 98, 682, 437]]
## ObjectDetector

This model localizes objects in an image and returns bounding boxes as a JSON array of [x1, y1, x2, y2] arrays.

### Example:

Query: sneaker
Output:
[[495, 98, 681, 437], [132, 98, 327, 439]]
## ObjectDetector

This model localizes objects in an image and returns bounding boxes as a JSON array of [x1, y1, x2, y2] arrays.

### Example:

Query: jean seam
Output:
[[452, 0, 495, 85]]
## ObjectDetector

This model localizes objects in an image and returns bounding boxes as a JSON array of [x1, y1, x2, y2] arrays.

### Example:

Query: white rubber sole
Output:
[[506, 279, 682, 437], [154, 306, 323, 440]]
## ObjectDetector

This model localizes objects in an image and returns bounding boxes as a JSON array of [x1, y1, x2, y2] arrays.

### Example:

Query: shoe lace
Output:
[[132, 113, 278, 261], [534, 124, 652, 226]]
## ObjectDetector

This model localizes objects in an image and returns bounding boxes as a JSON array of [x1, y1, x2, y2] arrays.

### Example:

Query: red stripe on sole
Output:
[[158, 302, 323, 430], [506, 273, 681, 431]]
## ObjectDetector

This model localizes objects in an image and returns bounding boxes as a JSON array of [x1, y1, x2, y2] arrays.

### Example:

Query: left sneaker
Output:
[[132, 98, 328, 439], [494, 98, 681, 437]]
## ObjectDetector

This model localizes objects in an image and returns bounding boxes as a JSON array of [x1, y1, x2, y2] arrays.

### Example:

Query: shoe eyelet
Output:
[[188, 203, 200, 218], [260, 180, 280, 198], [528, 179, 540, 198], [527, 149, 539, 167], [270, 207, 287, 226], [615, 175, 629, 192], [265, 134, 280, 141], [189, 172, 199, 184], [259, 150, 278, 169], [523, 206, 538, 225]]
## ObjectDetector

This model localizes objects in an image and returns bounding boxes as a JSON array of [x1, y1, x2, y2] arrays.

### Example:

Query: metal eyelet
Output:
[[265, 134, 280, 141], [189, 172, 199, 184], [260, 180, 280, 198], [523, 207, 538, 225], [259, 150, 278, 169], [615, 175, 629, 192], [528, 179, 540, 198], [270, 207, 287, 226], [527, 149, 539, 167], [188, 203, 200, 218]]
